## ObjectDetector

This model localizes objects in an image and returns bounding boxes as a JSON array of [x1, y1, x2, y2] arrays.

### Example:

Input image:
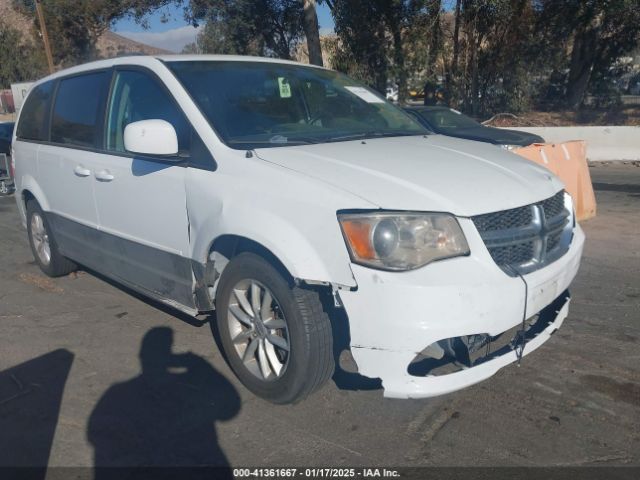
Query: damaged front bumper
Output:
[[338, 219, 585, 399]]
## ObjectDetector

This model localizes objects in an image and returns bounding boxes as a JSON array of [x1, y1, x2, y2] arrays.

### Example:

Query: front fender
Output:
[[185, 162, 371, 289], [192, 201, 357, 288]]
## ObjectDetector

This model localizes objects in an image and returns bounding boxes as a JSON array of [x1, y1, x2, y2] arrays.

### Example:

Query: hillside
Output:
[[0, 0, 170, 60], [97, 31, 170, 57]]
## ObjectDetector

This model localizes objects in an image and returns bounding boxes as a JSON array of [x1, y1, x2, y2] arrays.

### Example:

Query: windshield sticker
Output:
[[269, 135, 288, 144], [344, 86, 385, 103], [278, 77, 292, 98]]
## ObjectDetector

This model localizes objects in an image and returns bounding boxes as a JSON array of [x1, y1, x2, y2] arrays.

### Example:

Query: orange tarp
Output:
[[514, 141, 596, 221]]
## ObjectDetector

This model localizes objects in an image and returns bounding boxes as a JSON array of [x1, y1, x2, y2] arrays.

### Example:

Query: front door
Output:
[[92, 69, 194, 308]]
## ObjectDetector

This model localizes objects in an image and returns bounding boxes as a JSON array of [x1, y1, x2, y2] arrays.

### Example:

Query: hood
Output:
[[254, 134, 563, 217], [440, 126, 544, 146]]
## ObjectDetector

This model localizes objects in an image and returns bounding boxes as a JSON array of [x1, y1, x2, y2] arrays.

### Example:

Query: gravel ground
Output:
[[0, 163, 638, 471]]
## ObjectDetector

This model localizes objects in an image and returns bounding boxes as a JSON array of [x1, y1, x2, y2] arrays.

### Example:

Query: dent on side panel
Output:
[[191, 257, 218, 311], [183, 163, 361, 308]]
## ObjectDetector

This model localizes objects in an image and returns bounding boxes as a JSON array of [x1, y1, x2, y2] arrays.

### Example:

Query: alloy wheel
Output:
[[30, 212, 51, 266], [227, 279, 290, 381]]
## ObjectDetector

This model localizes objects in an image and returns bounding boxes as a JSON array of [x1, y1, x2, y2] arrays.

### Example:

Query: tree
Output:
[[381, 1, 409, 101], [301, 0, 323, 66], [572, 1, 638, 109], [186, 0, 305, 59], [404, 0, 443, 99], [329, 1, 394, 94], [535, 0, 640, 109], [435, 0, 539, 114], [327, 1, 446, 100], [13, 0, 173, 66], [183, 5, 264, 56], [0, 23, 46, 88]]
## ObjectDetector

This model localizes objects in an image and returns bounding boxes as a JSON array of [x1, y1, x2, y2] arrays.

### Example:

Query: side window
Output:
[[106, 70, 190, 154], [51, 72, 109, 148], [16, 82, 54, 141]]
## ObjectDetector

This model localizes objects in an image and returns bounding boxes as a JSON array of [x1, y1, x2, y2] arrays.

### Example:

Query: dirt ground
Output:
[[0, 163, 638, 471], [484, 106, 640, 127]]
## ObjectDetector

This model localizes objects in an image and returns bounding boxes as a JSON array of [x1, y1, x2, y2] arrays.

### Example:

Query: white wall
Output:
[[502, 126, 640, 161]]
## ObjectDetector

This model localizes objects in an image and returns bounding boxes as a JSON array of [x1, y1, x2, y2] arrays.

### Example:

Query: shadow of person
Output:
[[0, 349, 74, 480], [314, 290, 382, 392], [88, 327, 240, 479]]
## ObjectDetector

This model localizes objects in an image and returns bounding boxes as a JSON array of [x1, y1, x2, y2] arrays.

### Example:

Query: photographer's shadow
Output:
[[88, 327, 240, 475]]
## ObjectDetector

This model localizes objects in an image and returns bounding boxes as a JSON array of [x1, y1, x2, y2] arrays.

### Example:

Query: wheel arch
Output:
[[191, 231, 350, 312], [22, 188, 36, 206], [210, 234, 296, 286], [19, 176, 51, 212], [17, 180, 50, 228]]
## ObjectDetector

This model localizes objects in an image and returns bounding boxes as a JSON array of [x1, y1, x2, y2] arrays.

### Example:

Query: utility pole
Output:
[[35, 0, 55, 74]]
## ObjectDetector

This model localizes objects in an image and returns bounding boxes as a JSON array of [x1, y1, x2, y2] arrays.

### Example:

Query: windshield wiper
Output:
[[227, 137, 319, 147], [325, 131, 425, 143]]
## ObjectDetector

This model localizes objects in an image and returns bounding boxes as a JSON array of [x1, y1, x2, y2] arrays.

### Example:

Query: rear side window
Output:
[[16, 82, 54, 141], [51, 72, 109, 148]]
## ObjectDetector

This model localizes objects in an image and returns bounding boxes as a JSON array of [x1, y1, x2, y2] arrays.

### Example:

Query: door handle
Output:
[[95, 169, 115, 182], [73, 165, 91, 177]]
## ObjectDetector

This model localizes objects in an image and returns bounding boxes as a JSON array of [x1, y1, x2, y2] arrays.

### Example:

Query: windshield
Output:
[[414, 108, 481, 130], [166, 61, 427, 149]]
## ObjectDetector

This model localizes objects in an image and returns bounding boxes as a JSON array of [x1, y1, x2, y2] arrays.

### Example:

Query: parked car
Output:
[[12, 56, 584, 403], [405, 106, 544, 149], [0, 121, 15, 195], [0, 121, 14, 154], [628, 73, 640, 95], [385, 86, 398, 102]]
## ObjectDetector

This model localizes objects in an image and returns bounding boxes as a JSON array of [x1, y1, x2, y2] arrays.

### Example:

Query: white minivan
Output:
[[12, 56, 584, 403]]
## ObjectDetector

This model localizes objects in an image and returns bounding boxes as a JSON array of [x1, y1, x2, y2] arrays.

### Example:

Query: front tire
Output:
[[26, 200, 77, 277], [215, 253, 334, 404]]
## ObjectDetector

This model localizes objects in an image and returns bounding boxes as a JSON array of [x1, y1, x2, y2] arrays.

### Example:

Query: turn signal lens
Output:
[[340, 219, 375, 259]]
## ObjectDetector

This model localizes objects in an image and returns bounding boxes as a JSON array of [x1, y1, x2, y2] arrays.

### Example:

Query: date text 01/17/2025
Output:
[[232, 468, 401, 478]]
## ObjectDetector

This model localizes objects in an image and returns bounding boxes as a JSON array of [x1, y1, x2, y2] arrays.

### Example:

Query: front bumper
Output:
[[338, 219, 585, 399]]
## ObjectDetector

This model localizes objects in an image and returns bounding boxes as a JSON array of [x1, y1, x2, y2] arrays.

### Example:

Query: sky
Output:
[[112, 3, 335, 53]]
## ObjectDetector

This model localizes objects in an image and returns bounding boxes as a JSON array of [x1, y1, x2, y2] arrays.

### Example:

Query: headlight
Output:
[[500, 144, 520, 151], [338, 212, 470, 271]]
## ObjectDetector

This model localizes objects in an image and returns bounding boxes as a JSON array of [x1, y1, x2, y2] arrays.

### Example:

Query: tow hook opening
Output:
[[407, 291, 570, 377]]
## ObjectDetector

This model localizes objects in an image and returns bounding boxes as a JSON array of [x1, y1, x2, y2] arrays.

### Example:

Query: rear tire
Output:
[[215, 253, 334, 404], [26, 199, 77, 277]]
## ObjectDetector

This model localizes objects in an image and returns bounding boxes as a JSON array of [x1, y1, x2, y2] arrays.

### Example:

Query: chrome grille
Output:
[[472, 191, 572, 275]]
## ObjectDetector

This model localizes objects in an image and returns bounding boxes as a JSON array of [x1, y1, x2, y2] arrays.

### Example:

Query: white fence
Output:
[[502, 126, 640, 161]]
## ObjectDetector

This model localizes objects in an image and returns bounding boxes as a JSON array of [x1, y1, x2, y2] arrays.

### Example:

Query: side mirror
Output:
[[124, 119, 179, 157]]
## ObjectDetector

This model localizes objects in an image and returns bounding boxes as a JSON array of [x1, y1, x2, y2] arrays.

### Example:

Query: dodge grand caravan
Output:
[[12, 56, 584, 403]]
